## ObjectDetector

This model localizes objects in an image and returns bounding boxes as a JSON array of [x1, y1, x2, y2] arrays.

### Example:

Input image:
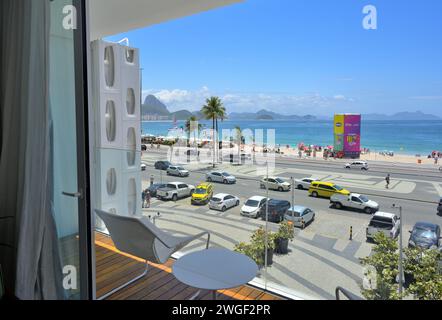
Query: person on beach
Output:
[[385, 174, 391, 189]]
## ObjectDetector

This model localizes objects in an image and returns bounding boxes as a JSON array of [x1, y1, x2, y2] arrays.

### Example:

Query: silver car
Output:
[[284, 206, 315, 228], [260, 177, 291, 191], [209, 193, 240, 212], [345, 161, 368, 170], [206, 171, 236, 184], [294, 177, 319, 190], [167, 166, 190, 177]]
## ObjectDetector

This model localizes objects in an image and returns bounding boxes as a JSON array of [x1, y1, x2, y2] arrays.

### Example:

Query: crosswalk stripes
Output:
[[332, 238, 351, 252]]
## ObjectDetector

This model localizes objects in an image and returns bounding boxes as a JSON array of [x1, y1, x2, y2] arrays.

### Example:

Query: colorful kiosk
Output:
[[334, 114, 361, 158]]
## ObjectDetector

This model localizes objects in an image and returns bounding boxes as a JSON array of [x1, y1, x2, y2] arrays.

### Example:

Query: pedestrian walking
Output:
[[141, 189, 146, 208], [150, 174, 155, 186], [145, 189, 151, 208], [385, 174, 391, 189]]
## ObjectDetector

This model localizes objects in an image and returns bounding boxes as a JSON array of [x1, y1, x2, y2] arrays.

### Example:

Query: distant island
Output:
[[142, 95, 317, 121], [229, 109, 316, 121], [361, 111, 441, 121]]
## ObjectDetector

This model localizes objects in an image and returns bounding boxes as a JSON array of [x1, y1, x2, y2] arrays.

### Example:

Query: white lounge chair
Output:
[[95, 209, 210, 300]]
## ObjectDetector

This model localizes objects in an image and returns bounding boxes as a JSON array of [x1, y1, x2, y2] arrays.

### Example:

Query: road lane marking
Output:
[[355, 243, 373, 259], [433, 182, 442, 197], [333, 239, 351, 252]]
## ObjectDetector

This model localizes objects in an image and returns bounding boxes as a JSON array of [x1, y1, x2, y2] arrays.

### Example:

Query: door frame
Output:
[[72, 0, 93, 300]]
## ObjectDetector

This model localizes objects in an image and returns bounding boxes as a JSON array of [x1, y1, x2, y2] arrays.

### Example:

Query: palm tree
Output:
[[201, 97, 226, 167]]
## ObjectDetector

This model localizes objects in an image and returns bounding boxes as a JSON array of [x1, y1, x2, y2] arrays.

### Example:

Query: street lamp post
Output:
[[392, 204, 403, 297], [264, 162, 269, 288], [291, 176, 295, 218]]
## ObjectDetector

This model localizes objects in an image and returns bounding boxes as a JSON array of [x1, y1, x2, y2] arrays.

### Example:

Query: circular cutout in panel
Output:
[[104, 46, 115, 88], [126, 88, 135, 115], [106, 168, 117, 196], [126, 127, 136, 166], [105, 101, 116, 142], [127, 178, 137, 215], [126, 49, 135, 63]]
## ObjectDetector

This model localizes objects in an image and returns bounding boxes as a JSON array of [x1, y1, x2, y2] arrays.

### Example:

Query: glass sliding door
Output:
[[49, 0, 91, 300]]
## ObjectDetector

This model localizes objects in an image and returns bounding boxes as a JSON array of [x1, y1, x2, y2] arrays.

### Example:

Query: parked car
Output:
[[295, 177, 320, 190], [258, 199, 291, 223], [191, 183, 214, 205], [140, 163, 147, 171], [308, 181, 350, 198], [260, 177, 291, 191], [330, 193, 379, 214], [240, 196, 268, 218], [209, 193, 240, 212], [206, 171, 236, 184], [147, 183, 166, 198], [156, 182, 195, 201], [366, 212, 401, 241], [285, 206, 315, 228], [141, 144, 147, 151], [167, 166, 190, 177], [408, 222, 441, 249], [437, 198, 442, 216], [154, 161, 172, 170], [345, 161, 369, 170]]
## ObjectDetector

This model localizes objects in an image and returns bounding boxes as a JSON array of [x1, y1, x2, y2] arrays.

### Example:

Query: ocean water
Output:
[[141, 120, 442, 155]]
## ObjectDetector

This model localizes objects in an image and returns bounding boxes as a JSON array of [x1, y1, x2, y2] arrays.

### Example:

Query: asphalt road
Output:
[[141, 149, 442, 231]]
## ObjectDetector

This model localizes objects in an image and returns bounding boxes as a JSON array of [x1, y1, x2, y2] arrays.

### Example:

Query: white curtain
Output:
[[0, 0, 64, 300]]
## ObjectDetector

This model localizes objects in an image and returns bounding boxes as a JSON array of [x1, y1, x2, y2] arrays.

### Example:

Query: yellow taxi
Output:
[[191, 183, 214, 205], [308, 181, 350, 198]]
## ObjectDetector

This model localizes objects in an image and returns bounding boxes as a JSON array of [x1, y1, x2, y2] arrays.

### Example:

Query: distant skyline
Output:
[[107, 0, 442, 117]]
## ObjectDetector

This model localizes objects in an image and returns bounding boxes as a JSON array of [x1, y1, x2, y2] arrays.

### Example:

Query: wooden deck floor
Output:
[[95, 232, 283, 300]]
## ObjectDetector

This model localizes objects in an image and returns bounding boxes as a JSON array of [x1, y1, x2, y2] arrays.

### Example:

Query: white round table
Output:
[[172, 248, 258, 300]]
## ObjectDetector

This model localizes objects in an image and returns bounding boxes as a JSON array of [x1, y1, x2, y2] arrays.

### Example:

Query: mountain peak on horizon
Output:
[[362, 110, 440, 120]]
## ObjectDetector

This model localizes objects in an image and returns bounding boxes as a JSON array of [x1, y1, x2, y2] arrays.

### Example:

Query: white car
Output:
[[285, 206, 315, 228], [209, 193, 240, 212], [167, 166, 190, 177], [156, 182, 195, 201], [206, 171, 236, 184], [295, 177, 319, 190], [140, 163, 147, 171], [366, 212, 401, 241], [330, 193, 379, 214], [240, 196, 268, 218], [345, 161, 368, 170], [260, 177, 291, 191]]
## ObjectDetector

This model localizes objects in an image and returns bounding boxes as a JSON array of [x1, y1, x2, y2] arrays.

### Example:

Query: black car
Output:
[[437, 198, 442, 216], [141, 144, 147, 151], [259, 199, 291, 223], [408, 222, 441, 249], [147, 183, 166, 197], [154, 161, 171, 170]]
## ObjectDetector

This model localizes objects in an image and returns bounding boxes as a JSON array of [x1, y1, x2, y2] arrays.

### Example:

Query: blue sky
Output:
[[107, 0, 442, 117]]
